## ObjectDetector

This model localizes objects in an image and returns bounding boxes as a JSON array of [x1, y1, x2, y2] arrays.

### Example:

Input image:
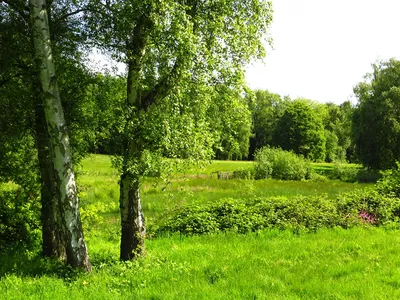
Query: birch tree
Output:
[[86, 0, 273, 260], [29, 0, 91, 270]]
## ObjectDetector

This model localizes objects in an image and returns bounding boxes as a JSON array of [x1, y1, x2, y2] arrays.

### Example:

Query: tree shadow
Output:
[[0, 250, 82, 281]]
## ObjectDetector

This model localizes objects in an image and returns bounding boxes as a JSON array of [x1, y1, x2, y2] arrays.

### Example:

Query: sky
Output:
[[245, 0, 400, 104]]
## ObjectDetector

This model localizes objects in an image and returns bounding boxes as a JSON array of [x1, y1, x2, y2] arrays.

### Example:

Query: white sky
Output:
[[245, 0, 400, 104]]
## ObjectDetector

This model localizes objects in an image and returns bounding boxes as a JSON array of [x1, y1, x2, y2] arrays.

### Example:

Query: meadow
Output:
[[3, 155, 400, 299]]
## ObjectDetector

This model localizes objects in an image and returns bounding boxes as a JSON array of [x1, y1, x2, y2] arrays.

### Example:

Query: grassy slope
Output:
[[3, 154, 392, 299]]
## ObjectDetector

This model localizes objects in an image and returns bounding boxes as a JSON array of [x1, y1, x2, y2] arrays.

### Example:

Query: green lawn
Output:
[[2, 227, 400, 299]]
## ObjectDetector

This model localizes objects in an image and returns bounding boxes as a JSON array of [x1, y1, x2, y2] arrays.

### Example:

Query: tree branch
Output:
[[1, 0, 29, 23], [141, 59, 182, 110]]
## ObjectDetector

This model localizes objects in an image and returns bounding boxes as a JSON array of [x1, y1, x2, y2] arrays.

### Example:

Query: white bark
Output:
[[30, 0, 90, 271]]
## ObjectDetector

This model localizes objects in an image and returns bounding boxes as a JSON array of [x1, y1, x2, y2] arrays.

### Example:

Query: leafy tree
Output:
[[273, 99, 326, 161], [85, 0, 273, 260], [353, 59, 400, 170], [247, 90, 288, 159], [211, 86, 252, 160], [322, 102, 353, 162]]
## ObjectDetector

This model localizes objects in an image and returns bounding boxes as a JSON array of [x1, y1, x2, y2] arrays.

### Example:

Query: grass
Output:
[[2, 227, 400, 299], [2, 154, 390, 299]]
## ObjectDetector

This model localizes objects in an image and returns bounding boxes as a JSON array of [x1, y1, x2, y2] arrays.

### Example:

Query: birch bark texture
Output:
[[29, 0, 91, 271]]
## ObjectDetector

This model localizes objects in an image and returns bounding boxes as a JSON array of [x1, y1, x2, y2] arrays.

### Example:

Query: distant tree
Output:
[[322, 102, 354, 162], [247, 90, 288, 159], [353, 59, 400, 170], [273, 99, 326, 161], [211, 86, 252, 160]]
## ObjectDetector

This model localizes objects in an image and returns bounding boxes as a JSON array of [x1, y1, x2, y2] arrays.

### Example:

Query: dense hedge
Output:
[[156, 169, 400, 235]]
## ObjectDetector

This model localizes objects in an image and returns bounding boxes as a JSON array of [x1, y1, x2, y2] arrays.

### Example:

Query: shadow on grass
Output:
[[0, 249, 83, 281]]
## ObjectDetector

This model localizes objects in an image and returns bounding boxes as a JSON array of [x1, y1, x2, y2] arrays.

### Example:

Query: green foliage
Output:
[[254, 147, 312, 180], [321, 102, 354, 162], [353, 59, 400, 170], [375, 162, 400, 197], [211, 86, 252, 160], [273, 99, 326, 161], [157, 196, 340, 235], [247, 90, 288, 159], [337, 189, 400, 226], [0, 190, 41, 253], [329, 163, 360, 182], [232, 169, 255, 180], [158, 190, 400, 236]]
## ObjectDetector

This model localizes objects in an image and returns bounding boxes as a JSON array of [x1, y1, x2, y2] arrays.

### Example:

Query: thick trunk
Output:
[[35, 100, 66, 260], [119, 174, 145, 260], [30, 0, 91, 271], [119, 49, 146, 260]]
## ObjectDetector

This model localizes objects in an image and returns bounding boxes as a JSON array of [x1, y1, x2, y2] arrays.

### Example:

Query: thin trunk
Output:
[[30, 0, 91, 271]]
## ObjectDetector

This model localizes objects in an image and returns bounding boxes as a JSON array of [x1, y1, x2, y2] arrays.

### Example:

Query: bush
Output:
[[254, 147, 313, 181], [375, 162, 400, 197], [0, 189, 41, 252], [329, 163, 359, 182], [329, 163, 381, 183], [232, 169, 255, 179], [156, 196, 341, 235], [336, 189, 400, 226]]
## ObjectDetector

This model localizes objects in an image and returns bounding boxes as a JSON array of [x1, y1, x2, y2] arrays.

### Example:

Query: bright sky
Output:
[[245, 0, 400, 104]]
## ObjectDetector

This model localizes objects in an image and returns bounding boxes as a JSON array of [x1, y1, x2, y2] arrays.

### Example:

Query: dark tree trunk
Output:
[[119, 174, 145, 260]]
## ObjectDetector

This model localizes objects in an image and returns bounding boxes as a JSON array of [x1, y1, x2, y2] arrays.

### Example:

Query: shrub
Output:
[[254, 147, 313, 181], [375, 162, 400, 197], [329, 163, 381, 183], [336, 189, 400, 226], [329, 163, 359, 182], [156, 196, 341, 236], [0, 189, 41, 252], [232, 169, 255, 179]]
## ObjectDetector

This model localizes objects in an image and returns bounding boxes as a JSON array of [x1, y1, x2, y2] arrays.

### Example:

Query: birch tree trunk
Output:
[[35, 98, 66, 261], [119, 58, 146, 261], [30, 0, 91, 271]]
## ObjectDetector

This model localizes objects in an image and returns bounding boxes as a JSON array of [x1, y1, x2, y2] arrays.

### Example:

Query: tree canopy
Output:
[[353, 59, 400, 170]]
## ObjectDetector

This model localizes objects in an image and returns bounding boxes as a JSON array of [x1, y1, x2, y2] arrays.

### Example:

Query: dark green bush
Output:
[[156, 196, 341, 236], [336, 189, 400, 226], [157, 179, 400, 236], [0, 189, 41, 252], [329, 163, 359, 182], [254, 147, 313, 181], [329, 163, 381, 183], [375, 162, 400, 197]]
